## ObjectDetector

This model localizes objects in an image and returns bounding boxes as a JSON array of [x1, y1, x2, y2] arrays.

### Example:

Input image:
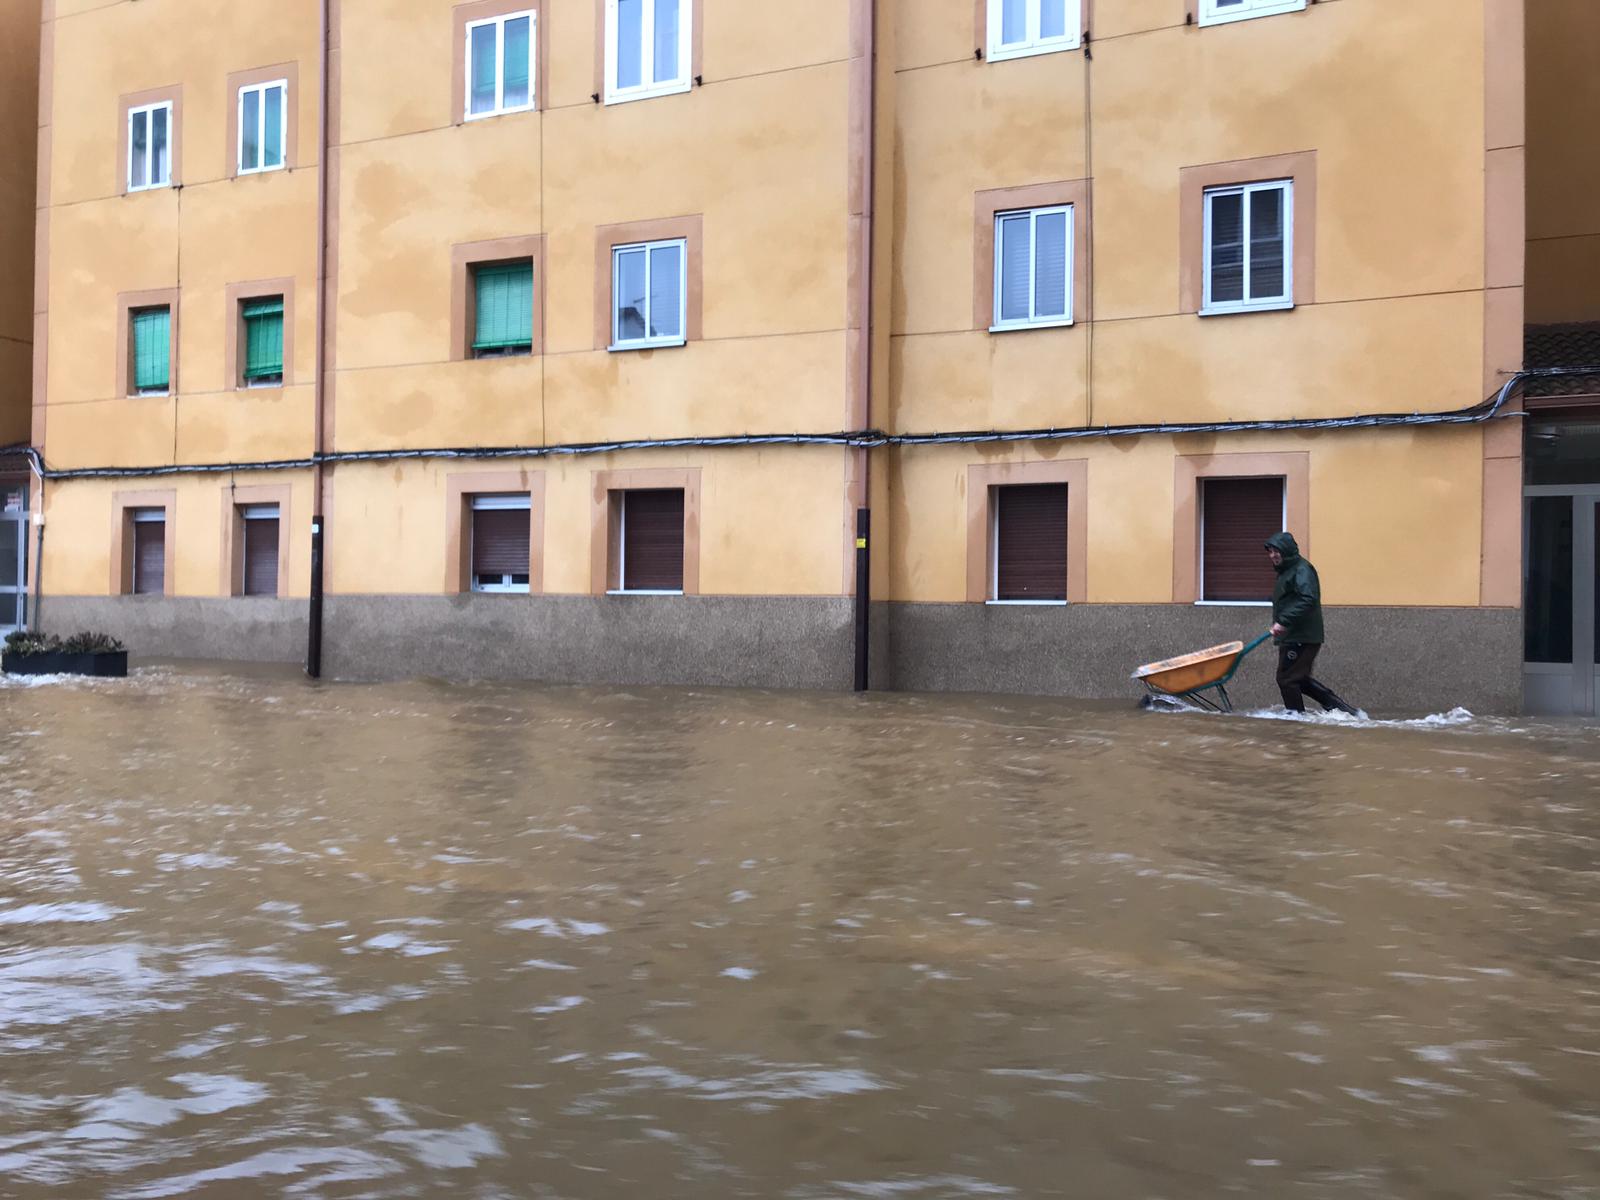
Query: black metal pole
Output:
[[853, 507, 870, 692], [307, 515, 324, 678]]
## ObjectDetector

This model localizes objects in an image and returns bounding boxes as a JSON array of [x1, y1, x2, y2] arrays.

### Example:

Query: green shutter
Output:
[[473, 262, 534, 352], [131, 307, 170, 392], [242, 298, 284, 381]]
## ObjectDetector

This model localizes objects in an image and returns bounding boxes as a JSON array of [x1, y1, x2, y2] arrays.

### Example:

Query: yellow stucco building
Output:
[[17, 0, 1600, 713]]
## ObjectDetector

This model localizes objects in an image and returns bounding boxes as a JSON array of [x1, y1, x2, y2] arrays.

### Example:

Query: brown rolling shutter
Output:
[[1201, 476, 1284, 601], [995, 483, 1068, 601], [623, 489, 685, 592], [133, 518, 165, 595], [472, 507, 531, 578], [243, 517, 280, 597]]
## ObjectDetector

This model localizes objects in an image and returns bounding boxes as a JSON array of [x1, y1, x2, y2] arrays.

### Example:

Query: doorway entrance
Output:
[[1524, 418, 1600, 716], [0, 482, 27, 636]]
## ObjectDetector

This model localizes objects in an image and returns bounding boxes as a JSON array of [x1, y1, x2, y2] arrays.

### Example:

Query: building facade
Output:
[[23, 0, 1595, 714]]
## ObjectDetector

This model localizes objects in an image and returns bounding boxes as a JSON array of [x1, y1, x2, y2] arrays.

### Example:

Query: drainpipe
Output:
[[850, 0, 877, 692], [307, 0, 331, 678]]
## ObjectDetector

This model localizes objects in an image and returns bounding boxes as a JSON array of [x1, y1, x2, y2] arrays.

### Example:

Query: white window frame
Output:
[[127, 101, 173, 193], [991, 205, 1074, 333], [986, 488, 1069, 606], [470, 494, 532, 594], [1195, 477, 1286, 607], [604, 0, 693, 106], [1201, 179, 1293, 316], [986, 0, 1082, 62], [464, 9, 538, 121], [1198, 0, 1307, 29], [610, 238, 688, 351], [131, 508, 166, 596], [609, 491, 685, 597], [240, 504, 281, 596], [236, 80, 288, 176]]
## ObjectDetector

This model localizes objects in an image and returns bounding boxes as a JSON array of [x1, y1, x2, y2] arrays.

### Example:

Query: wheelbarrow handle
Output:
[[1241, 631, 1274, 656]]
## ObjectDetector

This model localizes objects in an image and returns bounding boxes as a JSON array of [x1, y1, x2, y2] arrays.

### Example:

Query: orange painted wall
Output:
[[1526, 0, 1600, 325], [0, 0, 40, 447]]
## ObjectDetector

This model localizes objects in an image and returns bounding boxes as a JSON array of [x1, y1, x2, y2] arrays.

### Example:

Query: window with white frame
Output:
[[611, 239, 686, 349], [992, 205, 1073, 331], [466, 10, 536, 119], [987, 0, 1081, 61], [470, 494, 532, 592], [237, 80, 287, 174], [127, 101, 173, 192], [1198, 0, 1307, 28], [605, 0, 692, 104], [990, 483, 1069, 603], [1202, 180, 1292, 315]]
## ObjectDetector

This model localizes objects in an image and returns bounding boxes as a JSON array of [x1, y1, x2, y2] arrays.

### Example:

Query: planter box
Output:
[[2, 650, 128, 678]]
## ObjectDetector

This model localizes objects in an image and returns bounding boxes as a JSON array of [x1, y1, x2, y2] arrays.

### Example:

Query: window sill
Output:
[[126, 181, 173, 194], [985, 39, 1082, 62], [471, 588, 532, 596], [131, 389, 170, 398], [1198, 300, 1294, 317], [607, 589, 684, 597], [1194, 600, 1272, 607], [986, 599, 1068, 606], [604, 79, 693, 106], [464, 104, 538, 122], [608, 338, 687, 353], [470, 348, 534, 360], [989, 318, 1074, 334], [236, 163, 286, 177], [242, 379, 285, 390]]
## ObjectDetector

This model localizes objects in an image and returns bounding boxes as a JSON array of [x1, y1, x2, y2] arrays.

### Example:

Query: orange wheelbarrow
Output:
[[1134, 632, 1273, 713]]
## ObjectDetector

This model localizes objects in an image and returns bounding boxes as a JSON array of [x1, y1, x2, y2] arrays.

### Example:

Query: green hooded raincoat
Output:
[[1266, 531, 1324, 645]]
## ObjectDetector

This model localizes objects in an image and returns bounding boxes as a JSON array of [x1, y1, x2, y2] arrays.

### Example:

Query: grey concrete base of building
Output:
[[879, 603, 1524, 716], [323, 594, 858, 690], [41, 596, 306, 664], [40, 595, 1523, 714]]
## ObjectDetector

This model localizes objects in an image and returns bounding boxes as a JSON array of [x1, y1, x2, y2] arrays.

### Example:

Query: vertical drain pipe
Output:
[[849, 0, 878, 692], [307, 0, 332, 678]]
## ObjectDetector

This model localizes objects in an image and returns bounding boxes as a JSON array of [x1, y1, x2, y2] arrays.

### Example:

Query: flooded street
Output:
[[0, 668, 1598, 1199]]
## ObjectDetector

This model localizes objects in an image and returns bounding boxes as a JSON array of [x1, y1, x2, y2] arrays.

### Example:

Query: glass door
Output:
[[0, 486, 27, 635], [1524, 491, 1598, 716]]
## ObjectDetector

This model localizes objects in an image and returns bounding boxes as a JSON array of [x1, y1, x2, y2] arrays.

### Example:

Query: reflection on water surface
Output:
[[0, 667, 1597, 1198]]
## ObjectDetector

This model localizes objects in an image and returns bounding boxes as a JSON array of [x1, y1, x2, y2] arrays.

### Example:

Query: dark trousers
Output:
[[1276, 642, 1348, 713]]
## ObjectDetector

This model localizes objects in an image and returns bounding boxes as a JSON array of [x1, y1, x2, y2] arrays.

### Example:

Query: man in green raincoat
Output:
[[1265, 531, 1357, 715]]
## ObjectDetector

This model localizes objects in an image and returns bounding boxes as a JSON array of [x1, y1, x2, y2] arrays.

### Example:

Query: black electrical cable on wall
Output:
[[12, 366, 1597, 482]]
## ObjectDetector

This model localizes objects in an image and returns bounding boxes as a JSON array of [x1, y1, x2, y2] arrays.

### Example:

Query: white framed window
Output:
[[611, 239, 687, 350], [610, 489, 685, 595], [988, 483, 1069, 604], [992, 205, 1073, 331], [605, 0, 692, 105], [1197, 476, 1286, 605], [466, 10, 536, 119], [237, 80, 287, 174], [127, 101, 173, 192], [240, 504, 281, 598], [987, 0, 1081, 61], [470, 494, 532, 593], [1201, 180, 1292, 315], [1198, 0, 1307, 28]]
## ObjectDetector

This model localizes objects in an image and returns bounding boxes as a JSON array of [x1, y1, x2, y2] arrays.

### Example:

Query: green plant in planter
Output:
[[4, 631, 60, 658], [4, 630, 125, 658], [59, 632, 126, 655]]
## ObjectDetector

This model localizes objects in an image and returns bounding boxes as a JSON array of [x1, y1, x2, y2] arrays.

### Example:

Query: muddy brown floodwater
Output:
[[0, 667, 1597, 1199]]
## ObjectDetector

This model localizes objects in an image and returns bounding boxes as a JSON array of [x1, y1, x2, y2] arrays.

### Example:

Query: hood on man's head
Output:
[[1264, 531, 1300, 559]]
